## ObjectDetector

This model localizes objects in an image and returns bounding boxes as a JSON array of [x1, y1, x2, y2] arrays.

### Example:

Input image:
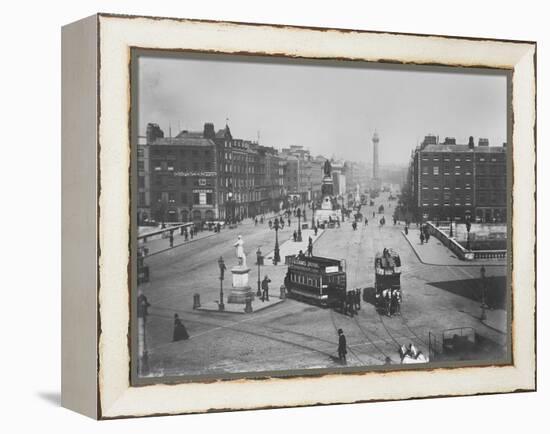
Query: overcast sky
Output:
[[137, 54, 507, 166]]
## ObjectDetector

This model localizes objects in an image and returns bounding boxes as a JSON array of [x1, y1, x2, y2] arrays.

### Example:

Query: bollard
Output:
[[193, 293, 201, 309], [280, 285, 286, 299], [244, 294, 253, 313]]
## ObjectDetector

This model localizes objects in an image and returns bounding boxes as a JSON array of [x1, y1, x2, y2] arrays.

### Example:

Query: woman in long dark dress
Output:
[[173, 313, 189, 341]]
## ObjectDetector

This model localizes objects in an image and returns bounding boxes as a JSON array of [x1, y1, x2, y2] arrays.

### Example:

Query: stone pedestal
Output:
[[227, 266, 255, 304]]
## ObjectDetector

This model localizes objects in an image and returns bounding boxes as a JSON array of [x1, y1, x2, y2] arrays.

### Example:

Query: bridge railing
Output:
[[425, 222, 506, 261]]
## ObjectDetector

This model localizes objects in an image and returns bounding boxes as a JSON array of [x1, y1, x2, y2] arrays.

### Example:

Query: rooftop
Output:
[[149, 137, 215, 147], [421, 144, 506, 153]]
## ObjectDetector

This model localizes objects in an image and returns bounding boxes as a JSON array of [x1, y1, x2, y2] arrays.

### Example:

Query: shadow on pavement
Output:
[[427, 276, 507, 310]]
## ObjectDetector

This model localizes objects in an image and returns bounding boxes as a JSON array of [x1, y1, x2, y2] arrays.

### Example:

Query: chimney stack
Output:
[[478, 138, 489, 147], [468, 136, 475, 149]]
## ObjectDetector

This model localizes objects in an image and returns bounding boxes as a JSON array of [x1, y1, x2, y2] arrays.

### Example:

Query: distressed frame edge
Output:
[[95, 14, 536, 419], [61, 13, 100, 419]]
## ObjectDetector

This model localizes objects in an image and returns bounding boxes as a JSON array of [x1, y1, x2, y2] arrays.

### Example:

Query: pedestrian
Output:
[[298, 250, 306, 260], [404, 226, 408, 235], [254, 217, 258, 226], [288, 217, 291, 227], [307, 237, 313, 257], [137, 293, 151, 321], [261, 275, 271, 301], [425, 231, 430, 243], [373, 211, 375, 218], [173, 313, 189, 341], [293, 230, 297, 242], [180, 226, 184, 236], [184, 228, 188, 241], [217, 222, 221, 233], [355, 288, 361, 310], [365, 218, 368, 226], [420, 231, 425, 245], [169, 231, 174, 248], [190, 228, 194, 239], [314, 225, 318, 236], [347, 291, 355, 317], [337, 329, 347, 364]]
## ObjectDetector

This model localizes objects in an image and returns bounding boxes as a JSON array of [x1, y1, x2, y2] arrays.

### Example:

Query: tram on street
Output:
[[285, 255, 347, 306], [374, 248, 402, 316]]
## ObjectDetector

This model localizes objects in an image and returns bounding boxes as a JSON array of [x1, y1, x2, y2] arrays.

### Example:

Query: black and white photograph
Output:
[[132, 52, 510, 382]]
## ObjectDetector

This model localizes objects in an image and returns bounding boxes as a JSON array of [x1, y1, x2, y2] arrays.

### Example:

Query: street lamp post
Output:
[[272, 218, 281, 265], [311, 200, 316, 227], [297, 208, 302, 242], [218, 256, 226, 311], [466, 218, 472, 250], [256, 247, 262, 296], [449, 216, 454, 238]]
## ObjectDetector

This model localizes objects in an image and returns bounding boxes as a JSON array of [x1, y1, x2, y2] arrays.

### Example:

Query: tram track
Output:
[[345, 219, 390, 363], [370, 207, 428, 353]]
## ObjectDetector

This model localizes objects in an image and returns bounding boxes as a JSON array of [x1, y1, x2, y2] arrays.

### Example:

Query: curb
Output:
[[196, 298, 286, 315], [144, 232, 218, 258], [400, 231, 505, 268]]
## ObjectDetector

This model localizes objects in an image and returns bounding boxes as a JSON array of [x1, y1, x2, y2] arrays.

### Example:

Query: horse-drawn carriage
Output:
[[374, 249, 401, 316]]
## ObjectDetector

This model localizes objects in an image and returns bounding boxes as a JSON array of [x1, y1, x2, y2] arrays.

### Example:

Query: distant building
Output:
[[407, 135, 507, 222]]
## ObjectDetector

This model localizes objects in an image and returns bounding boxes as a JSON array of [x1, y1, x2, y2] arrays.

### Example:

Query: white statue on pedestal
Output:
[[234, 235, 247, 267]]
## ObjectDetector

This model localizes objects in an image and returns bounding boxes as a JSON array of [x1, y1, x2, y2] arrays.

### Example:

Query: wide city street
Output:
[[138, 192, 507, 379]]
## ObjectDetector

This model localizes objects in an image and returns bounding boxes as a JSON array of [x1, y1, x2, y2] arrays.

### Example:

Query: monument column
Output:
[[372, 131, 380, 188]]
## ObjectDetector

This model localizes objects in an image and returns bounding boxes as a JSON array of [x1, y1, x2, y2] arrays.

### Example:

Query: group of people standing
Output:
[[340, 288, 362, 317]]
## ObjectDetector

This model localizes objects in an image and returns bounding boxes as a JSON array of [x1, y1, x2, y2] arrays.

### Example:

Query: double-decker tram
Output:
[[285, 255, 347, 306], [374, 248, 402, 316]]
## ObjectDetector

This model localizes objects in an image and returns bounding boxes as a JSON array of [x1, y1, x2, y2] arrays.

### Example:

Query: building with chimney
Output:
[[407, 135, 507, 223]]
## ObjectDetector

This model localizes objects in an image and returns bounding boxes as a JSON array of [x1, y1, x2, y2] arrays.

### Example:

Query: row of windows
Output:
[[290, 273, 320, 288], [153, 160, 213, 172], [151, 149, 210, 158], [155, 191, 214, 206]]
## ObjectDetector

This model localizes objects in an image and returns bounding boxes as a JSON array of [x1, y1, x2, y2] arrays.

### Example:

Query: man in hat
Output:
[[261, 275, 271, 302], [337, 329, 347, 364]]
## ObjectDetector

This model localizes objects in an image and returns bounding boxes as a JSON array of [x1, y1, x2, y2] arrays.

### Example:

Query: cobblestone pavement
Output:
[[138, 194, 508, 379]]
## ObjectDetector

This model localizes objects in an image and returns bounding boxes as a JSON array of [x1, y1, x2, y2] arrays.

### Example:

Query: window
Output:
[[137, 161, 145, 170], [433, 166, 439, 175], [180, 177, 186, 186], [168, 192, 176, 203], [181, 192, 187, 204], [205, 161, 212, 171], [193, 162, 199, 171], [138, 176, 145, 188], [199, 178, 207, 186]]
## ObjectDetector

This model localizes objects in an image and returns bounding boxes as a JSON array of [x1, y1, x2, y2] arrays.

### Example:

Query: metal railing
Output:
[[425, 222, 506, 261]]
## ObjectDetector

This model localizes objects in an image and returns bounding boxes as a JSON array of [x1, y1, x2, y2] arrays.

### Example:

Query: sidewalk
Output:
[[403, 229, 506, 267], [481, 308, 507, 335], [139, 228, 218, 257], [264, 228, 325, 262]]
